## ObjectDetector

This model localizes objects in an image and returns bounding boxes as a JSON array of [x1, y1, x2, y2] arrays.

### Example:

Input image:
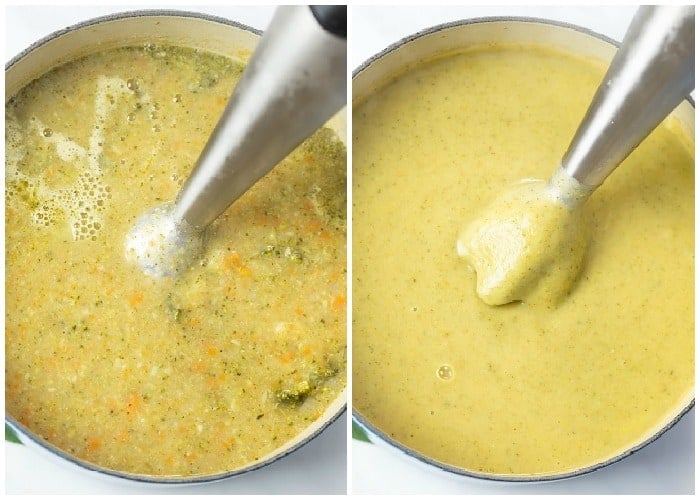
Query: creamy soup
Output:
[[352, 45, 693, 476], [6, 44, 346, 476], [456, 167, 590, 307]]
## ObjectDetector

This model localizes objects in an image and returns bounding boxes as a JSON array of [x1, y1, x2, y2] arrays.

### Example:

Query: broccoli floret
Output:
[[275, 380, 312, 407], [274, 364, 340, 408]]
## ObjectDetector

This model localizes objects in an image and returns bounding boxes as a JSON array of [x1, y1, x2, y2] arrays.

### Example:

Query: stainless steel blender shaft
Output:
[[562, 5, 694, 189], [172, 5, 347, 228]]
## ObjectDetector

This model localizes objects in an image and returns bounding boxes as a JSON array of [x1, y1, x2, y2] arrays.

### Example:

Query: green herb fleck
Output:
[[5, 424, 22, 444], [352, 421, 371, 443]]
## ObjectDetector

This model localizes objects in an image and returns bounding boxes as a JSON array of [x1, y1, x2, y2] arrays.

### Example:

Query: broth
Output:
[[6, 44, 346, 476]]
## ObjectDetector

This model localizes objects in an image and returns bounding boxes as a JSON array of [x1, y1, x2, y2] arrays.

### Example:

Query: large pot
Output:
[[352, 16, 694, 485], [5, 9, 346, 486]]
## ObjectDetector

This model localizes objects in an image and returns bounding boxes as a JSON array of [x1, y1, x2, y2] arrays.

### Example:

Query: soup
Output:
[[352, 44, 693, 476], [6, 43, 346, 476]]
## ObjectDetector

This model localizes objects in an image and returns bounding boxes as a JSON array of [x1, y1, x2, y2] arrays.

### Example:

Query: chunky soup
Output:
[[6, 44, 346, 476]]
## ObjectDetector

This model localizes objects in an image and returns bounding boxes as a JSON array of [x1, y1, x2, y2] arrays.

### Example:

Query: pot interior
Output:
[[6, 10, 346, 483], [352, 18, 693, 482]]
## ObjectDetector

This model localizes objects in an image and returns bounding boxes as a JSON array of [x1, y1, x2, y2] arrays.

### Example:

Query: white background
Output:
[[4, 4, 347, 495], [350, 5, 695, 495]]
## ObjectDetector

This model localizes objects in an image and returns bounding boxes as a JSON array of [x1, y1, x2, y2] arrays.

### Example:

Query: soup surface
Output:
[[353, 45, 693, 476], [6, 44, 346, 476]]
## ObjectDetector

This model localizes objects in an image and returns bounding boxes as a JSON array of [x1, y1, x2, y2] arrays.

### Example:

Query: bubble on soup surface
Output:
[[437, 364, 454, 381]]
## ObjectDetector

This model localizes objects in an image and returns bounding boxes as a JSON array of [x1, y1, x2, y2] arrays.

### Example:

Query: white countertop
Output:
[[4, 5, 346, 495], [350, 5, 694, 495]]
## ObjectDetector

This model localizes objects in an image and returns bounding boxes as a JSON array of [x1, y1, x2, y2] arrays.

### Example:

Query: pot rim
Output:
[[351, 15, 695, 484], [5, 8, 262, 72], [352, 15, 695, 110], [5, 8, 347, 485]]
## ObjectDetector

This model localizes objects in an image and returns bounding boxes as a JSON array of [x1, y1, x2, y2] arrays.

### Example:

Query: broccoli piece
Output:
[[274, 364, 340, 408], [275, 380, 312, 407]]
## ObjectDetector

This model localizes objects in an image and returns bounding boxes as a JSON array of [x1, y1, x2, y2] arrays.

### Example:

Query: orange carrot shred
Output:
[[331, 293, 346, 311], [87, 437, 101, 452], [128, 291, 143, 307]]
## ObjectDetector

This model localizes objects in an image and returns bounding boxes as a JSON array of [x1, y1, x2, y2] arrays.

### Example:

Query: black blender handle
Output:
[[310, 5, 347, 38]]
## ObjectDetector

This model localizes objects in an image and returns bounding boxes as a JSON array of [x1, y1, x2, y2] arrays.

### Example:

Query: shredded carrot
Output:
[[254, 214, 281, 227], [191, 361, 206, 373], [204, 372, 226, 389], [306, 219, 324, 233], [186, 317, 201, 328], [227, 251, 242, 268], [294, 307, 305, 316], [302, 346, 313, 357], [126, 392, 142, 414], [206, 346, 218, 357], [276, 351, 296, 364], [221, 436, 236, 450], [223, 251, 253, 277], [128, 291, 143, 307], [331, 293, 346, 311], [87, 437, 101, 452], [6, 379, 19, 396]]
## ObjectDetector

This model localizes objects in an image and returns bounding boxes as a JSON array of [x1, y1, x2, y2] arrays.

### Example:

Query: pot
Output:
[[5, 9, 346, 485], [352, 16, 694, 484]]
